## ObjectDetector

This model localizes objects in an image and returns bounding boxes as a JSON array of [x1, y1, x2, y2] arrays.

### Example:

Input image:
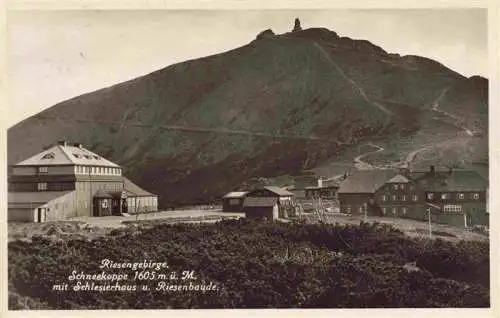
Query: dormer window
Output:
[[73, 153, 81, 159], [93, 155, 100, 160], [84, 155, 91, 159], [41, 152, 55, 159]]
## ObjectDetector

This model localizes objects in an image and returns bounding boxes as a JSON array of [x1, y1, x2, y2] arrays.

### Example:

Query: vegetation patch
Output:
[[8, 219, 489, 309]]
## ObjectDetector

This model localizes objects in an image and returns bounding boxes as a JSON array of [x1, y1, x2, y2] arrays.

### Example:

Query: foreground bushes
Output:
[[8, 219, 489, 309]]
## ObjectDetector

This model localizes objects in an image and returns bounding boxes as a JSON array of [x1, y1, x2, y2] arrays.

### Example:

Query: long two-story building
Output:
[[8, 141, 158, 222], [338, 166, 488, 227]]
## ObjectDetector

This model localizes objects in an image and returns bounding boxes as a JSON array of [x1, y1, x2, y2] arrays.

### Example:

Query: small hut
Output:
[[222, 191, 247, 212]]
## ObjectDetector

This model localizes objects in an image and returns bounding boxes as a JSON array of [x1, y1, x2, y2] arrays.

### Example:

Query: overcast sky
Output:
[[6, 9, 488, 127]]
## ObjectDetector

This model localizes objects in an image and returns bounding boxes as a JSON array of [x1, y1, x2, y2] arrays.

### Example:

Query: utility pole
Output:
[[364, 202, 367, 223], [89, 166, 92, 217], [427, 207, 432, 239]]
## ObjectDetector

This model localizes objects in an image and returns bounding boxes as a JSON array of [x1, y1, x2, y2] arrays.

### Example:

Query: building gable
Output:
[[14, 142, 120, 168], [386, 174, 410, 183]]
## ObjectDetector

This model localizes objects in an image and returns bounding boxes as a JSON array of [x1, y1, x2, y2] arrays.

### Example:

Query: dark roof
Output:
[[8, 191, 73, 207], [263, 186, 295, 196], [94, 189, 114, 198], [289, 190, 306, 198], [415, 170, 488, 192], [338, 170, 397, 194], [243, 197, 278, 207], [123, 177, 157, 197]]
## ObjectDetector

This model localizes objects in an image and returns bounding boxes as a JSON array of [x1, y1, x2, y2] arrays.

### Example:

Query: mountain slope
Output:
[[8, 27, 488, 207]]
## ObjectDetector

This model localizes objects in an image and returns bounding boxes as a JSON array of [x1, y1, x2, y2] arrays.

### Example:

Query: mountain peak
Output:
[[8, 21, 487, 207]]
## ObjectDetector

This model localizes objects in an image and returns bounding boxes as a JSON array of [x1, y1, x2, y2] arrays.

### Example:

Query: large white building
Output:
[[8, 141, 158, 222]]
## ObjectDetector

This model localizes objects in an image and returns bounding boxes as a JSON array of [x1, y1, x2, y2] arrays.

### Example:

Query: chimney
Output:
[[57, 140, 68, 147]]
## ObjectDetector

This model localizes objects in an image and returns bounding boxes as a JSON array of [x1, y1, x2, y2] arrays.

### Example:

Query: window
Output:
[[41, 152, 55, 159], [412, 195, 418, 201], [441, 193, 448, 200], [427, 193, 434, 200], [402, 195, 406, 201], [402, 207, 407, 215], [347, 206, 352, 214], [381, 195, 387, 202], [443, 205, 463, 213], [392, 195, 397, 201], [473, 193, 480, 200], [382, 208, 387, 215], [37, 183, 47, 191], [458, 193, 465, 200], [358, 206, 363, 213], [392, 207, 397, 215], [401, 184, 405, 190], [38, 166, 48, 173], [393, 184, 398, 190]]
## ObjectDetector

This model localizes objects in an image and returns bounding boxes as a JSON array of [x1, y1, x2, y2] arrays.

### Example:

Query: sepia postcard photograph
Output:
[[1, 2, 498, 316]]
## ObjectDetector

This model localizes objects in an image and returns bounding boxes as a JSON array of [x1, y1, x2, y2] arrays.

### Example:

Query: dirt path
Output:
[[353, 144, 385, 170], [430, 87, 474, 137], [312, 42, 393, 116], [36, 115, 341, 144]]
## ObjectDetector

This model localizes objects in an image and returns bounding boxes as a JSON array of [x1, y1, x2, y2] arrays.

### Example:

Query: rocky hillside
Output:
[[8, 25, 488, 207]]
